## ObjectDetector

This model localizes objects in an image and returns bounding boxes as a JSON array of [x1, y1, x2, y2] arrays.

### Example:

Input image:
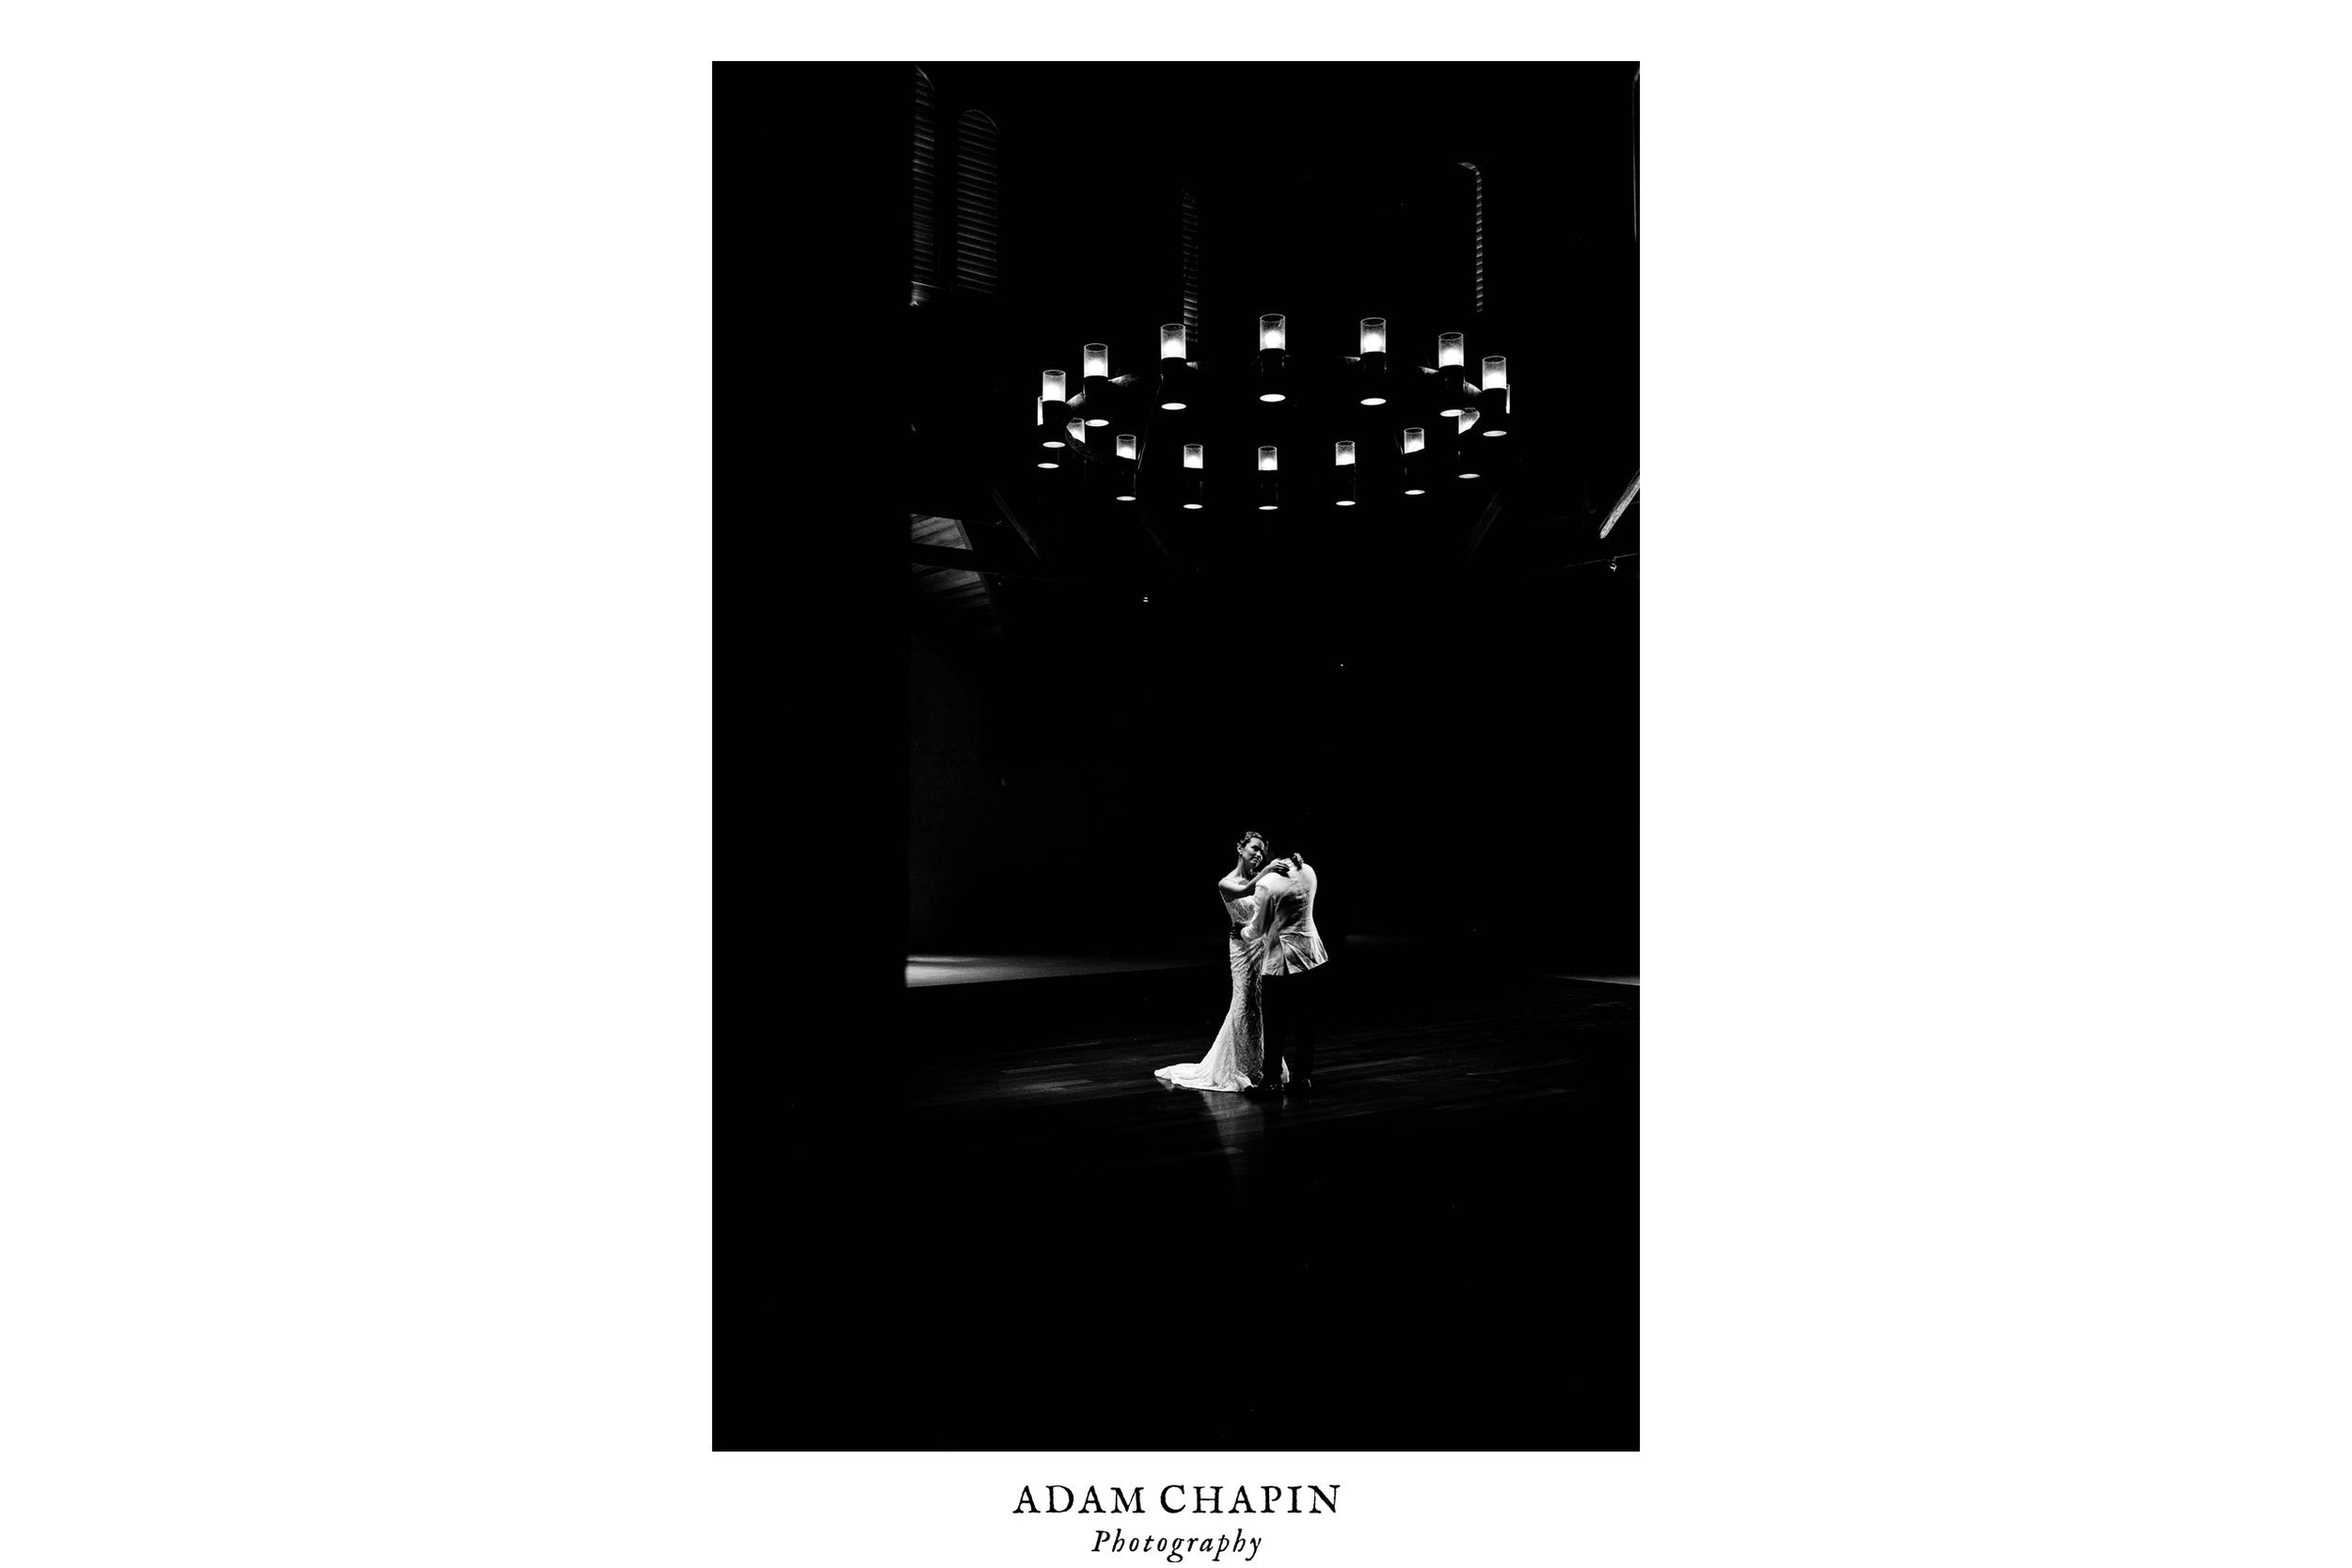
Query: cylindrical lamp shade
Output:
[[1184, 443, 1203, 469], [1161, 323, 1187, 360], [1401, 426, 1428, 493], [1483, 356, 1508, 390], [1256, 322, 1287, 401], [1078, 346, 1112, 425], [1116, 434, 1138, 461], [1258, 446, 1279, 472], [1476, 385, 1510, 434], [1359, 318, 1387, 355], [1438, 359, 1470, 418], [1334, 440, 1356, 466], [1041, 370, 1067, 402], [1438, 333, 1465, 368]]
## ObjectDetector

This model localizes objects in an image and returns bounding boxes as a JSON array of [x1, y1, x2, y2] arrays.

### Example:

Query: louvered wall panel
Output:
[[913, 71, 939, 302], [909, 515, 1002, 641], [1459, 161, 1485, 315], [1181, 190, 1200, 356], [953, 112, 998, 295]]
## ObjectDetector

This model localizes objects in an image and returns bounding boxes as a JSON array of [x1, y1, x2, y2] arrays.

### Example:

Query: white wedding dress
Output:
[[1154, 883, 1287, 1093]]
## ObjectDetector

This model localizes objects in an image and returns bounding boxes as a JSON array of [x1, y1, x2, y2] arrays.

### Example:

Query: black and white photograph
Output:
[[717, 60, 1639, 1452], [18, 17, 2352, 1567]]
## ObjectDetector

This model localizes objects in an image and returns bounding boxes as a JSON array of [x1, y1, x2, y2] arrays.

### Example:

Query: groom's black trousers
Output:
[[1263, 961, 1327, 1085]]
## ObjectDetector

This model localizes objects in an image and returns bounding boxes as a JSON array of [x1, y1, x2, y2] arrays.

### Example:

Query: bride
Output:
[[1156, 830, 1293, 1093]]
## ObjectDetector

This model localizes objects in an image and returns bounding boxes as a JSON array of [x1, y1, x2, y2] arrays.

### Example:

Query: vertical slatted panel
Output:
[[1459, 161, 1485, 315], [913, 70, 938, 304], [954, 111, 998, 295], [1181, 189, 1200, 356]]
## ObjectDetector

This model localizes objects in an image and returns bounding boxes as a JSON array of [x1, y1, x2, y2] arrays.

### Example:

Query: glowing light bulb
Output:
[[1183, 444, 1202, 469], [1084, 343, 1109, 379], [1483, 356, 1508, 390], [1160, 323, 1186, 360], [1334, 441, 1355, 467], [1359, 318, 1387, 355], [1438, 333, 1464, 368], [1258, 446, 1278, 472], [1259, 314, 1285, 351], [1041, 370, 1066, 402]]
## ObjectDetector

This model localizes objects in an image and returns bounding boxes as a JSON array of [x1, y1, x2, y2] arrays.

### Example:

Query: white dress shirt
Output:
[[1254, 863, 1327, 977]]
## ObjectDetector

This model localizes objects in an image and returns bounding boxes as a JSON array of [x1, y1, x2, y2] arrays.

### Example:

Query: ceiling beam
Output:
[[988, 486, 1044, 561], [1129, 503, 1177, 566], [1537, 550, 1638, 575], [1464, 492, 1505, 558], [1598, 471, 1639, 539], [912, 542, 1106, 584]]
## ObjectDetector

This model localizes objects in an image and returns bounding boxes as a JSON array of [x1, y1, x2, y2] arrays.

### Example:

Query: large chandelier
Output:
[[1028, 316, 1512, 510]]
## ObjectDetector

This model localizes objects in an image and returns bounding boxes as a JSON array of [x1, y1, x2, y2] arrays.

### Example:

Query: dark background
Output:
[[720, 61, 1637, 1451], [901, 62, 1639, 970]]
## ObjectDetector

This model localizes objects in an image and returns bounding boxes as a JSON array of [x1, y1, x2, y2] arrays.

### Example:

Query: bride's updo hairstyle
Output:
[[1235, 830, 1267, 860]]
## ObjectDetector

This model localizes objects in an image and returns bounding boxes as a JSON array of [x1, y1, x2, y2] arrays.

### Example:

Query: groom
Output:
[[1251, 847, 1327, 1094]]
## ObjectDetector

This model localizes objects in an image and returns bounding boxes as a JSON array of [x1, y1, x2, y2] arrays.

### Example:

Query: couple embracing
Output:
[[1155, 830, 1327, 1096]]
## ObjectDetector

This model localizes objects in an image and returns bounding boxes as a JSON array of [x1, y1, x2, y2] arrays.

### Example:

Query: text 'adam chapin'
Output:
[[1013, 1485, 1338, 1516]]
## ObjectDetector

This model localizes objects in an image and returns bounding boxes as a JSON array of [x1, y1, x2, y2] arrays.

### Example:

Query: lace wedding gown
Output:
[[1154, 884, 1286, 1092]]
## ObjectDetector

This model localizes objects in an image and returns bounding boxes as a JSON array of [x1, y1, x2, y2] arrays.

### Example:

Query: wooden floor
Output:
[[904, 950, 1220, 987], [722, 951, 1637, 1450]]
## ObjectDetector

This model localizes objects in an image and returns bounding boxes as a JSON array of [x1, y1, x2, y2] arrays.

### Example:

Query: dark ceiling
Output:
[[906, 60, 1638, 671]]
